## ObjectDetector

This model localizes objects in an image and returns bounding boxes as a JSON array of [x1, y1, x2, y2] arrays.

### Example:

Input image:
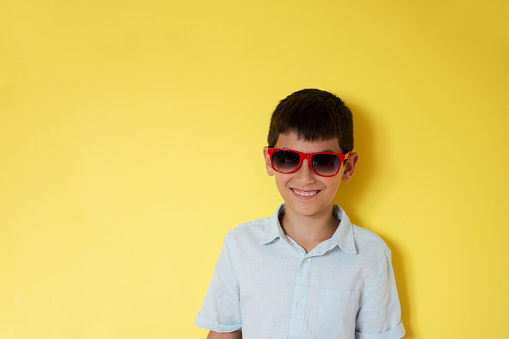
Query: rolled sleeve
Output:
[[195, 232, 242, 332], [356, 322, 405, 339], [355, 249, 405, 339]]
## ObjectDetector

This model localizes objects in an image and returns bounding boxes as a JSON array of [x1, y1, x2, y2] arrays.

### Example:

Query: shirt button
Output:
[[302, 258, 308, 264], [296, 301, 302, 308]]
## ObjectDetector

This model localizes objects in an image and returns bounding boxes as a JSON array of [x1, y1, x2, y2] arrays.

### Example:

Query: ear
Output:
[[263, 146, 275, 176], [341, 152, 359, 182]]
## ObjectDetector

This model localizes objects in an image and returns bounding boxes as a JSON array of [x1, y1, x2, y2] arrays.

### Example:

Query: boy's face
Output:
[[263, 132, 358, 219]]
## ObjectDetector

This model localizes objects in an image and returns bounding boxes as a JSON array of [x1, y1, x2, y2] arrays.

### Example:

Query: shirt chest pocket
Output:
[[314, 289, 360, 339]]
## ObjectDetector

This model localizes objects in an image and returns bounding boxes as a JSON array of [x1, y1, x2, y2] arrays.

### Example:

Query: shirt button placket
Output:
[[288, 256, 311, 339]]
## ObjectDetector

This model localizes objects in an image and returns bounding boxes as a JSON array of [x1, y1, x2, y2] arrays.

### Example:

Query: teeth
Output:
[[293, 189, 318, 197]]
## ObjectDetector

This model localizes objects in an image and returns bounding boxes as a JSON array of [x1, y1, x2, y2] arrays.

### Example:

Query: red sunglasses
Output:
[[267, 148, 350, 177]]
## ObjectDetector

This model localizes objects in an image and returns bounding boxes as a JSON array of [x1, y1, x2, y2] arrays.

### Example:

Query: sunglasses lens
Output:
[[271, 150, 301, 173], [311, 154, 340, 176]]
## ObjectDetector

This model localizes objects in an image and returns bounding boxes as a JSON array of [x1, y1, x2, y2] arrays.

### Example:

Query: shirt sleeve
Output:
[[195, 232, 242, 333], [355, 249, 405, 339]]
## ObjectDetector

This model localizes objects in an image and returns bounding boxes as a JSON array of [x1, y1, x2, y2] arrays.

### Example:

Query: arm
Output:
[[195, 233, 242, 334], [355, 249, 405, 338], [206, 330, 241, 339]]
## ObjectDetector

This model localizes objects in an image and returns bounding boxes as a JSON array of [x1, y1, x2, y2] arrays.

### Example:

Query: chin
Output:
[[284, 199, 333, 217]]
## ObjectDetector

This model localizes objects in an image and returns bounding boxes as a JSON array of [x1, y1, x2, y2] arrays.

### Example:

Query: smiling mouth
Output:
[[291, 188, 320, 197]]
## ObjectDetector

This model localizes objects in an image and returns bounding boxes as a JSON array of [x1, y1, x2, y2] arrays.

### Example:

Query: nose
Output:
[[295, 159, 316, 183]]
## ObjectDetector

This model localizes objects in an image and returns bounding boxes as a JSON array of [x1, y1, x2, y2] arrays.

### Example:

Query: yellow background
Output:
[[1, 1, 508, 338]]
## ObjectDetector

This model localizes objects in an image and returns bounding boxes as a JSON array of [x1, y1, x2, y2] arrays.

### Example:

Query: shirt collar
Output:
[[260, 204, 287, 245], [260, 204, 357, 255], [331, 205, 357, 254]]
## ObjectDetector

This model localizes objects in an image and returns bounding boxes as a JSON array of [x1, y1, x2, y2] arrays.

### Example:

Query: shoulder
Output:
[[351, 224, 392, 259], [229, 216, 270, 234], [348, 225, 395, 289], [223, 216, 271, 247], [225, 205, 283, 245]]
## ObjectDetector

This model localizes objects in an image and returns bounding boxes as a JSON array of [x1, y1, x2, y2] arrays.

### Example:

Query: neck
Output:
[[280, 206, 339, 253]]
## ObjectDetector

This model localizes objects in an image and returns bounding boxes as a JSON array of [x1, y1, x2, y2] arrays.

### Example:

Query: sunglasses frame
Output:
[[267, 147, 350, 177]]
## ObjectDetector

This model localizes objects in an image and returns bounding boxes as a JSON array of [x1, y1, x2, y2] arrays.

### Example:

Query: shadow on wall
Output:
[[334, 102, 380, 215], [334, 104, 413, 337]]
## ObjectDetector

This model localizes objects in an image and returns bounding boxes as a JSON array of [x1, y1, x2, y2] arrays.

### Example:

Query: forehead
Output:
[[275, 132, 342, 153]]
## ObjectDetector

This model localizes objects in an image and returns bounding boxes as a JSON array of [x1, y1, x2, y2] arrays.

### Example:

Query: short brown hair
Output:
[[267, 89, 353, 153]]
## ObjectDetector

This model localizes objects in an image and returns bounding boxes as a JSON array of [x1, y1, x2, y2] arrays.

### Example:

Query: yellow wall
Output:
[[1, 1, 508, 338]]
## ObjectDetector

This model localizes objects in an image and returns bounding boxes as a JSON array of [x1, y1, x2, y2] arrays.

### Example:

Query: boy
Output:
[[195, 89, 405, 339]]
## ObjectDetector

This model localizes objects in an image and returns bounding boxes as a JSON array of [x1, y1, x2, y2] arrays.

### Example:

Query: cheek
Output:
[[325, 177, 342, 191], [274, 175, 289, 192]]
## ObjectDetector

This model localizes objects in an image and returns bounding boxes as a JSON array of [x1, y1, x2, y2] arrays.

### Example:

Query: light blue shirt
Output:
[[195, 204, 405, 339]]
